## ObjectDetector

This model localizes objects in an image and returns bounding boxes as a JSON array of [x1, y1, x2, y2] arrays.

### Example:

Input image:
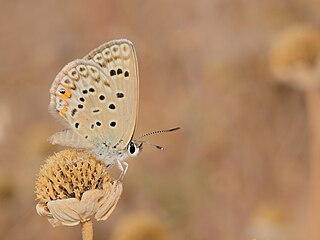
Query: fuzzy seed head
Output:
[[35, 149, 111, 203]]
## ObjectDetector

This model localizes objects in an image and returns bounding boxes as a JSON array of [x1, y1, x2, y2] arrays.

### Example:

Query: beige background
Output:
[[0, 0, 318, 239]]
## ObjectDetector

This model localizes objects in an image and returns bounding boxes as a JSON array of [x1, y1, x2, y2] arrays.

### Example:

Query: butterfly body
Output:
[[92, 143, 129, 165], [49, 39, 140, 177]]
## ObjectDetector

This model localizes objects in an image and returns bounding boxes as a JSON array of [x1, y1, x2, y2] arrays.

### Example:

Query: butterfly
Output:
[[48, 39, 179, 179]]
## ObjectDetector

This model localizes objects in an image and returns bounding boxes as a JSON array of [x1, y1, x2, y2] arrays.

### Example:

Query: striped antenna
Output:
[[136, 127, 180, 140]]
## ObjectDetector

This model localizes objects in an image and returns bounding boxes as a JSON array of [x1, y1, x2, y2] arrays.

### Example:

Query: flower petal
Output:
[[78, 189, 105, 220], [46, 188, 106, 226], [47, 198, 81, 226], [95, 181, 123, 221], [36, 203, 64, 227], [36, 203, 51, 217]]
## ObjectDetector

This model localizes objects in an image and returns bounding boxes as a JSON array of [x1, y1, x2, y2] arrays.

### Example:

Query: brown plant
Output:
[[269, 24, 320, 240], [35, 149, 123, 240]]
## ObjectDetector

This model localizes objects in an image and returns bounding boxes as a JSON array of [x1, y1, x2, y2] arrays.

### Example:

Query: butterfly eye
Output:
[[128, 142, 139, 157]]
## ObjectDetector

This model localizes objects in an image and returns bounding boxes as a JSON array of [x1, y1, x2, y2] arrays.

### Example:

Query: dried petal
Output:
[[96, 182, 123, 221], [47, 198, 82, 226], [36, 203, 64, 227]]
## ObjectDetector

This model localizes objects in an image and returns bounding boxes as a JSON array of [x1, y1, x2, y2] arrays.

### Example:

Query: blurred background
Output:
[[1, 0, 320, 239]]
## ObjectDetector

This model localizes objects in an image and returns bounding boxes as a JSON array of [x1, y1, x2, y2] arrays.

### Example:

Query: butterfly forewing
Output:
[[84, 39, 138, 149], [49, 39, 138, 150]]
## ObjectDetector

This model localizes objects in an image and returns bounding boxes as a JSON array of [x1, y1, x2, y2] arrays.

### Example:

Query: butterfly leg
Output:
[[122, 162, 128, 177], [116, 160, 128, 181]]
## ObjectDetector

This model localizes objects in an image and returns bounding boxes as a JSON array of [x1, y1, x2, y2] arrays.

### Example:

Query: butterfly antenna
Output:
[[136, 140, 164, 150], [136, 127, 180, 140]]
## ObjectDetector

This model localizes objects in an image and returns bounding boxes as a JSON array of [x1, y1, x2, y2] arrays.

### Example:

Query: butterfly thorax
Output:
[[92, 144, 129, 165]]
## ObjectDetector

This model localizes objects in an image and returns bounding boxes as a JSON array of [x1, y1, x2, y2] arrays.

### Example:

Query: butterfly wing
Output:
[[49, 129, 94, 148], [49, 39, 138, 150], [84, 39, 139, 149], [49, 59, 123, 148]]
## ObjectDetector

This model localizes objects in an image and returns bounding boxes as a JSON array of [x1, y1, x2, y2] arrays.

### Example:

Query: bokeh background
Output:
[[1, 0, 320, 239]]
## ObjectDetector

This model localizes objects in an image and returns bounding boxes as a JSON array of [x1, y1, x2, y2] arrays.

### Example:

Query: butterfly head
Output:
[[127, 141, 142, 157], [129, 127, 181, 155]]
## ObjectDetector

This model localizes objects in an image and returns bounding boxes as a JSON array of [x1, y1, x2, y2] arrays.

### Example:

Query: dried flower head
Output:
[[0, 101, 10, 144], [247, 203, 289, 240], [269, 24, 320, 90], [0, 176, 14, 202], [111, 211, 171, 240], [35, 149, 122, 227]]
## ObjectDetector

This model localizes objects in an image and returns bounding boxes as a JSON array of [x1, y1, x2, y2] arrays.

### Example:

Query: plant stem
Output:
[[306, 90, 320, 240], [81, 220, 93, 240]]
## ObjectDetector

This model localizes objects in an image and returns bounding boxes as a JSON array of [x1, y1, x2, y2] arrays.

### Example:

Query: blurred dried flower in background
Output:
[[270, 23, 320, 240], [269, 24, 320, 90], [0, 176, 14, 202], [111, 211, 171, 240], [35, 149, 122, 239], [0, 101, 10, 144], [246, 203, 289, 240]]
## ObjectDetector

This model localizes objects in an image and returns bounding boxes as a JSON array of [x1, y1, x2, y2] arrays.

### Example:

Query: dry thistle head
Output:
[[35, 149, 123, 227], [111, 211, 171, 240], [269, 24, 320, 90], [0, 101, 10, 144]]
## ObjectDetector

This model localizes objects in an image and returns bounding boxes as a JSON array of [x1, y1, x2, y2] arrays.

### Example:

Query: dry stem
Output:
[[306, 90, 320, 240], [81, 220, 93, 240]]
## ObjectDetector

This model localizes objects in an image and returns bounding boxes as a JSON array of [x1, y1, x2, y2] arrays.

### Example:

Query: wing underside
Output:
[[49, 39, 139, 150]]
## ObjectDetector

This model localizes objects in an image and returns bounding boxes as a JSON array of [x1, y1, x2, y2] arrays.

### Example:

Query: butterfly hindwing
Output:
[[50, 59, 124, 147], [49, 129, 94, 149]]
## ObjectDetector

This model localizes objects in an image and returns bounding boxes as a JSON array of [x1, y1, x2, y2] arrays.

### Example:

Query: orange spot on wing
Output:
[[59, 86, 72, 99], [59, 106, 68, 119]]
